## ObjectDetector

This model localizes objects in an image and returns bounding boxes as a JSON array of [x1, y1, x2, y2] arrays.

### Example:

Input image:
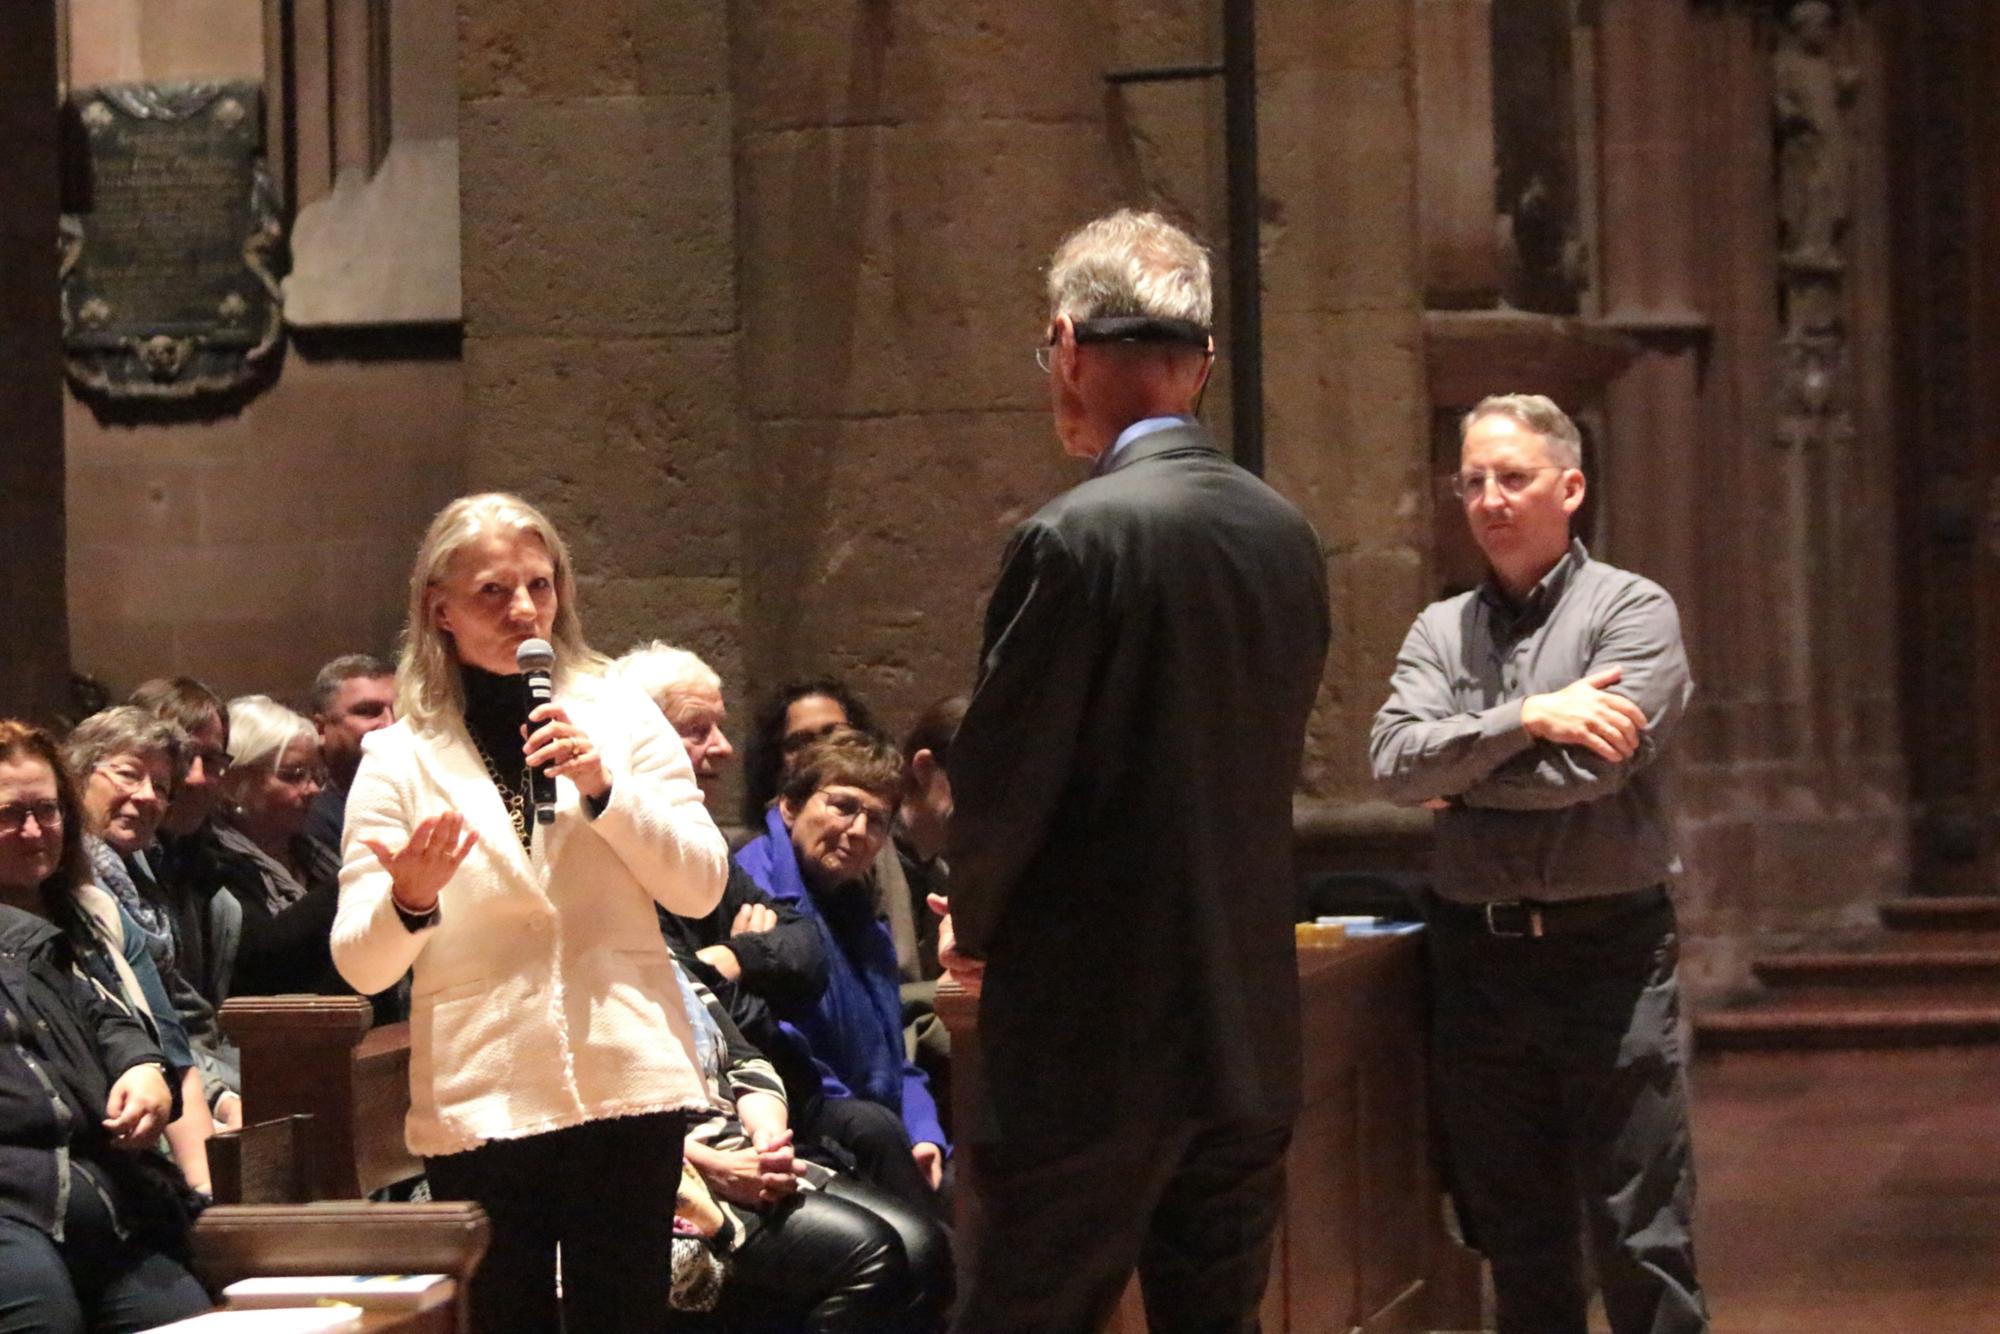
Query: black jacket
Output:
[[660, 860, 828, 1016], [661, 862, 831, 1114], [0, 905, 167, 1239], [947, 424, 1332, 1148]]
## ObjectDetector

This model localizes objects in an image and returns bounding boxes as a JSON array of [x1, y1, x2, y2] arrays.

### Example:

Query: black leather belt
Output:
[[1430, 885, 1668, 939]]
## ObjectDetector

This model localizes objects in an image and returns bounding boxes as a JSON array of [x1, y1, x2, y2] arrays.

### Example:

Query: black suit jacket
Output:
[[947, 423, 1331, 1149]]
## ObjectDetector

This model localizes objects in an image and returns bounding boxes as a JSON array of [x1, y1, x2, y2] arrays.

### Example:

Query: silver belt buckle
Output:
[[1483, 901, 1545, 939]]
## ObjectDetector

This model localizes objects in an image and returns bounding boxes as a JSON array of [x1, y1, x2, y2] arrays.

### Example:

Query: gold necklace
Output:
[[468, 731, 534, 851]]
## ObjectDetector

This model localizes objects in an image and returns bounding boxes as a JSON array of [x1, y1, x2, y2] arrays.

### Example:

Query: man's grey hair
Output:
[[311, 653, 395, 716], [1046, 209, 1213, 329], [1462, 393, 1584, 470], [611, 641, 721, 727], [62, 706, 187, 783]]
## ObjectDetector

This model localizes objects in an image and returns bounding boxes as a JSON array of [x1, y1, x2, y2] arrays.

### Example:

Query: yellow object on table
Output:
[[1294, 920, 1348, 949]]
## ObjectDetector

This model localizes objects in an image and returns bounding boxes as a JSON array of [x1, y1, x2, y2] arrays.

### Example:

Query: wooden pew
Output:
[[190, 1201, 488, 1334], [220, 996, 421, 1201], [935, 933, 1483, 1333]]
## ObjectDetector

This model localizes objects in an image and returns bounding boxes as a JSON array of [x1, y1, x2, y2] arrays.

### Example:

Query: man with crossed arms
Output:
[[1370, 394, 1708, 1334]]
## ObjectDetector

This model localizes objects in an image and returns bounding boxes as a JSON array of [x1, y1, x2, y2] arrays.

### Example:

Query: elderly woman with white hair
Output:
[[333, 493, 728, 1334], [213, 695, 352, 999]]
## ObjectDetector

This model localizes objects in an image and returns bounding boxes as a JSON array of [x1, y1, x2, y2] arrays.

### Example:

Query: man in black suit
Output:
[[938, 210, 1331, 1333]]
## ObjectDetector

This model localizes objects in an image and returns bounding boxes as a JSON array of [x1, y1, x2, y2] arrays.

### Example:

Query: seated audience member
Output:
[[127, 678, 241, 1009], [736, 728, 949, 1195], [66, 706, 243, 1128], [895, 695, 966, 987], [214, 696, 353, 1000], [614, 642, 827, 1010], [615, 646, 931, 1209], [0, 888, 211, 1332], [745, 681, 932, 984], [303, 654, 397, 852], [894, 696, 967, 1116], [675, 966, 949, 1332], [0, 719, 217, 1198], [740, 680, 881, 830]]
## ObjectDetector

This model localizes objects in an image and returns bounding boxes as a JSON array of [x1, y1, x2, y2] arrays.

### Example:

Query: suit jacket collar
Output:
[[1099, 420, 1219, 476]]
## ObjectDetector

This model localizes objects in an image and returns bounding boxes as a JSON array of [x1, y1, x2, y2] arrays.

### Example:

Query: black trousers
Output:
[[702, 1173, 951, 1333], [803, 1093, 940, 1217], [1426, 888, 1708, 1334], [952, 1120, 1290, 1334], [425, 1112, 684, 1334], [0, 1162, 211, 1334]]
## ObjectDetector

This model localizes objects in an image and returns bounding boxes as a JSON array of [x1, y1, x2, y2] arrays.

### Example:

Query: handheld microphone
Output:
[[516, 638, 558, 824]]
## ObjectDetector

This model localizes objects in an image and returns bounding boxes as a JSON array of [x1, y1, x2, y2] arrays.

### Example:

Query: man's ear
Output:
[[1560, 468, 1587, 517]]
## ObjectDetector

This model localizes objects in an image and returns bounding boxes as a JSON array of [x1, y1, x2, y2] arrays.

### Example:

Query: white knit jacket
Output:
[[331, 671, 727, 1157]]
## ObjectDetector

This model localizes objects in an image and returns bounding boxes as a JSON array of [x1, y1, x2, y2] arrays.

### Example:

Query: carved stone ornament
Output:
[[59, 83, 286, 399], [1771, 0, 1859, 448]]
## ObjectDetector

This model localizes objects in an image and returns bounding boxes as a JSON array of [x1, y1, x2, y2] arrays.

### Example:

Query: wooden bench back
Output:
[[219, 996, 421, 1200]]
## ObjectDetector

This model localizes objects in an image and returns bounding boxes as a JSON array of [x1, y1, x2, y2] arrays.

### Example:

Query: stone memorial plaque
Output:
[[60, 82, 285, 399]]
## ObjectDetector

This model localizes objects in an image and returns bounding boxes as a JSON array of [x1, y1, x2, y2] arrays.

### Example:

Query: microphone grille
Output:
[[515, 638, 557, 672]]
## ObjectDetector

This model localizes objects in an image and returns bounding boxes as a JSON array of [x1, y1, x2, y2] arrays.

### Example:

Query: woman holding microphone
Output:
[[332, 492, 727, 1333]]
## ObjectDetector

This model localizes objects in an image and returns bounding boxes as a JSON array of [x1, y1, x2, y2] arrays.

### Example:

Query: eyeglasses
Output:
[[1034, 334, 1056, 374], [1447, 467, 1563, 501], [0, 801, 62, 836], [271, 764, 328, 787], [189, 745, 233, 779], [818, 790, 894, 833], [94, 759, 164, 800]]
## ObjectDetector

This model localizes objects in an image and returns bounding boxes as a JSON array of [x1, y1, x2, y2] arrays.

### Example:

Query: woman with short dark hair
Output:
[[735, 727, 948, 1196]]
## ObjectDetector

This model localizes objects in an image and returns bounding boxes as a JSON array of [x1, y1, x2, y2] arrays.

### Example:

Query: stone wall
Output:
[[61, 0, 465, 705], [455, 0, 744, 732]]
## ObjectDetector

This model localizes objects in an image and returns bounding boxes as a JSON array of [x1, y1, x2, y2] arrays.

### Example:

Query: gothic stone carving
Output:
[[1772, 0, 1859, 448]]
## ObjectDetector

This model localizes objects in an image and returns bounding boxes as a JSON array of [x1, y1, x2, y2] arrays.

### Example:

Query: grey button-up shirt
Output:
[[1368, 540, 1693, 904]]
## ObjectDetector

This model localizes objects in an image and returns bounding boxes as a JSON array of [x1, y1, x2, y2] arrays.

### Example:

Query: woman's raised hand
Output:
[[360, 811, 477, 914]]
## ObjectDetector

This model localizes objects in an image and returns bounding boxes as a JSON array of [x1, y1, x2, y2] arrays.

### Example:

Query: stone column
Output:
[[1259, 1, 1431, 802], [732, 1, 1112, 729], [456, 3, 744, 749], [0, 6, 73, 722]]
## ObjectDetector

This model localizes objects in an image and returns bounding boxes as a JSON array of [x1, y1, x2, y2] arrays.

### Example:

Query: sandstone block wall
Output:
[[61, 0, 465, 706]]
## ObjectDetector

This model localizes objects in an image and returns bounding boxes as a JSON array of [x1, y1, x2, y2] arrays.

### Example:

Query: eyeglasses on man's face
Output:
[[188, 745, 233, 780], [1447, 466, 1563, 502], [0, 801, 62, 836]]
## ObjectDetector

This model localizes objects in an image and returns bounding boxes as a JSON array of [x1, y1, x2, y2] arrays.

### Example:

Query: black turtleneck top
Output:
[[460, 664, 531, 798]]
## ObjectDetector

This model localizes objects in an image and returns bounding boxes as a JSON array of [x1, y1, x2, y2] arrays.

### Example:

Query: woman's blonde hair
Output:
[[396, 492, 605, 730]]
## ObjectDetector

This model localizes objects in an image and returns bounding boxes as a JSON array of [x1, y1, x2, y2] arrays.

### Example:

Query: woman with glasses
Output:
[[0, 721, 213, 1331], [66, 707, 243, 1152], [332, 492, 728, 1333], [735, 728, 949, 1200], [213, 695, 355, 1001], [1, 717, 221, 1201]]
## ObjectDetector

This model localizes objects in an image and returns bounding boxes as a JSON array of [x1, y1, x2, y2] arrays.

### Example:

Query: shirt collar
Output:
[[1480, 538, 1590, 624], [1093, 414, 1198, 476]]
